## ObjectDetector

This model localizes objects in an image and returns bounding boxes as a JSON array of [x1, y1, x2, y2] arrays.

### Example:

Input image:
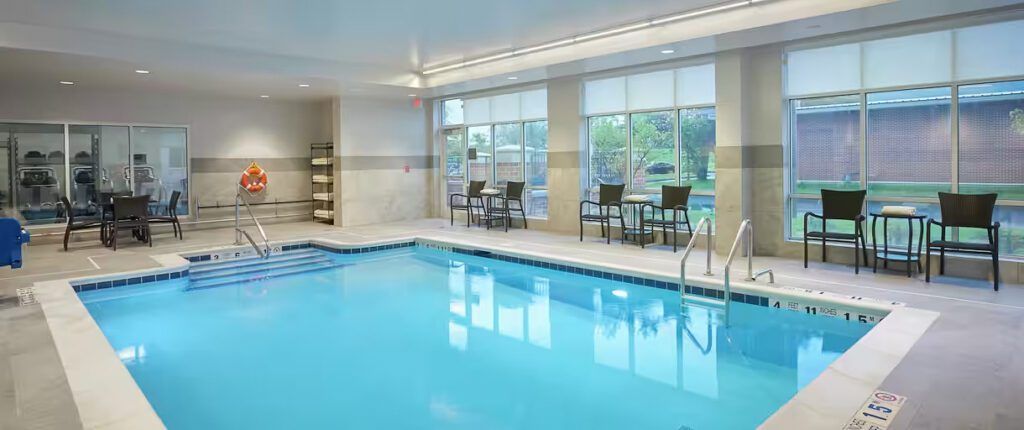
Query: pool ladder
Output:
[[235, 185, 271, 259], [680, 218, 774, 323]]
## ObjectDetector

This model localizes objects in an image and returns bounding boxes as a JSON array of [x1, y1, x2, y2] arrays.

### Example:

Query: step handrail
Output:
[[679, 216, 713, 301], [235, 185, 271, 259], [723, 219, 775, 316]]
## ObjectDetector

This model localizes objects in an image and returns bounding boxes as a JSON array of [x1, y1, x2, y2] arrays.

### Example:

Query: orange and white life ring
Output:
[[240, 161, 268, 193]]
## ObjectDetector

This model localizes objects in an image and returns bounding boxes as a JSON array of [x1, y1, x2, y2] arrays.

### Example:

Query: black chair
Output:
[[450, 181, 486, 227], [640, 185, 694, 251], [926, 192, 1000, 291], [106, 195, 152, 251], [488, 181, 528, 232], [59, 196, 103, 251], [148, 190, 183, 240], [803, 189, 869, 273], [580, 184, 626, 244]]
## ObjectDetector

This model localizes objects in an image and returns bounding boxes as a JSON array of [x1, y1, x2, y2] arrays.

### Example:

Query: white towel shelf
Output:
[[311, 143, 334, 224]]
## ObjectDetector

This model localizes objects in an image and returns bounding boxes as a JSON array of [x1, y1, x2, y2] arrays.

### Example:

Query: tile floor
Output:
[[1, 219, 1021, 429]]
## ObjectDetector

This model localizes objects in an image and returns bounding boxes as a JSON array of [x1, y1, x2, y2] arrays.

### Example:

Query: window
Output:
[[0, 122, 190, 226], [785, 19, 1024, 257], [439, 89, 549, 217], [583, 63, 717, 224], [866, 87, 951, 197], [524, 121, 548, 217]]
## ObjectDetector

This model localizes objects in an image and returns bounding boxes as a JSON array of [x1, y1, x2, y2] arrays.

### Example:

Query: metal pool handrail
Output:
[[723, 219, 775, 321], [235, 185, 271, 259], [679, 216, 712, 301]]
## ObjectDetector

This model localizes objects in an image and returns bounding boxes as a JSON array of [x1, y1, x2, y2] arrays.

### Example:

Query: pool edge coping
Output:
[[35, 234, 935, 430]]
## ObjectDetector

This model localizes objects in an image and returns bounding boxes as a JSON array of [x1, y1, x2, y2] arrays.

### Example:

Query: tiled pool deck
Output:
[[1, 219, 1022, 429]]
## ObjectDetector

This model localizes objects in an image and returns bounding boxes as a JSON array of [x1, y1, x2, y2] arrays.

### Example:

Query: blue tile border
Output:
[[444, 244, 768, 307], [73, 239, 766, 307]]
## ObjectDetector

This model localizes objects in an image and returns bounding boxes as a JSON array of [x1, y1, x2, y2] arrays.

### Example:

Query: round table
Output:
[[870, 211, 927, 277], [478, 188, 505, 230], [621, 195, 654, 246]]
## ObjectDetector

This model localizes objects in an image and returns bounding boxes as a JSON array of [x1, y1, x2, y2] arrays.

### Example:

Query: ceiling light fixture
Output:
[[408, 94, 417, 97], [661, 49, 675, 54], [135, 69, 150, 74], [299, 83, 310, 87], [59, 81, 75, 85], [260, 95, 270, 98], [507, 76, 518, 80], [422, 0, 772, 75]]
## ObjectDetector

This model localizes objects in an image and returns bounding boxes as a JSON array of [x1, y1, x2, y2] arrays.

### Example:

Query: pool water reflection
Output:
[[81, 247, 870, 430]]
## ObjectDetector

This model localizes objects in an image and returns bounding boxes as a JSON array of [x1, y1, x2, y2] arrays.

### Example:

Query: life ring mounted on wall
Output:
[[240, 161, 268, 193]]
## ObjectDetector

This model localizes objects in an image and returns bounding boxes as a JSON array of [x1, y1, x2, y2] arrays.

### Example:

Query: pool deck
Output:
[[1, 218, 1022, 429]]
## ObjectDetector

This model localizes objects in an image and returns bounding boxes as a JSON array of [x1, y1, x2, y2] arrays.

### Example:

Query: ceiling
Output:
[[1, 0, 1022, 100]]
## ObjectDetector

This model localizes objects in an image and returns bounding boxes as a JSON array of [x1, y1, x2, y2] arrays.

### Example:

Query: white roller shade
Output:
[[676, 63, 716, 105], [955, 20, 1024, 81], [862, 31, 951, 89], [520, 89, 547, 120], [584, 77, 626, 115], [786, 43, 861, 96], [627, 70, 674, 110], [464, 97, 492, 125], [491, 93, 520, 122]]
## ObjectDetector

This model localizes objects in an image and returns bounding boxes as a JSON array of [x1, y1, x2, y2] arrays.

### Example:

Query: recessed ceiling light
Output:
[[260, 95, 270, 98], [135, 69, 150, 74], [59, 81, 75, 85], [298, 84, 310, 88], [507, 76, 518, 80], [408, 94, 417, 97], [660, 49, 675, 54]]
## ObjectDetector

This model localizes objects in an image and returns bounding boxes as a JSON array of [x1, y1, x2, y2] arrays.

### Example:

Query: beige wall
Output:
[[331, 96, 433, 227], [0, 86, 332, 221]]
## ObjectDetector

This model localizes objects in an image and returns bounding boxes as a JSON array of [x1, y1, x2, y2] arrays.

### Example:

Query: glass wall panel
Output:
[[866, 87, 952, 197], [626, 71, 674, 110], [785, 44, 861, 96], [630, 111, 674, 191], [588, 115, 628, 197], [676, 64, 716, 106], [1, 123, 66, 225], [524, 121, 548, 217], [68, 125, 130, 217], [443, 128, 466, 199], [584, 77, 627, 115], [791, 95, 862, 194], [493, 123, 522, 186], [862, 31, 952, 89], [954, 20, 1024, 81], [957, 80, 1024, 199], [132, 127, 188, 215], [679, 107, 717, 194], [442, 99, 464, 125], [467, 126, 493, 185]]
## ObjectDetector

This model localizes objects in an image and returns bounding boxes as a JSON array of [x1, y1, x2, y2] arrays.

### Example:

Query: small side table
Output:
[[870, 212, 926, 277], [621, 195, 655, 246], [478, 188, 505, 230]]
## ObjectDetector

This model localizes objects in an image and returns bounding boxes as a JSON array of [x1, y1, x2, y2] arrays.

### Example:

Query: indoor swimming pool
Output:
[[79, 246, 872, 429]]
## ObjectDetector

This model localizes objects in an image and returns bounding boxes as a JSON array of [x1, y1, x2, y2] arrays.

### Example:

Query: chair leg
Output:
[[803, 234, 808, 269], [854, 224, 860, 275], [619, 214, 626, 244], [147, 225, 152, 247], [450, 206, 454, 226], [579, 214, 584, 242], [992, 248, 1000, 292], [939, 248, 945, 275], [63, 226, 71, 251], [925, 242, 931, 283], [860, 227, 869, 267]]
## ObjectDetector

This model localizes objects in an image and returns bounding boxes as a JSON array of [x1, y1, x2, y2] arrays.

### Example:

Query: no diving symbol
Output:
[[874, 392, 898, 402]]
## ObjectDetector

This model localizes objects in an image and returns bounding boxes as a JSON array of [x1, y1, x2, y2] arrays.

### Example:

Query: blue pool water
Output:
[[81, 247, 871, 429]]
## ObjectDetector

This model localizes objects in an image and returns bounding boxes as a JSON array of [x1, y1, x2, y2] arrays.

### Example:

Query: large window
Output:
[[440, 89, 549, 217], [584, 63, 717, 225], [785, 18, 1024, 257], [0, 122, 189, 226]]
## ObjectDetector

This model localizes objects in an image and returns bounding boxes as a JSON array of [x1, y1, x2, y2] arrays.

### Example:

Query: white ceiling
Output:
[[1, 0, 1022, 100]]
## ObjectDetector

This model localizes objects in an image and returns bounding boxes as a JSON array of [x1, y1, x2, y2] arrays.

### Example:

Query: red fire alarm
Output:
[[404, 164, 410, 173]]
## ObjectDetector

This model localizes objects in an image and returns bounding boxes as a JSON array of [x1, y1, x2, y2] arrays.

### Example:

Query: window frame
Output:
[[783, 74, 1024, 255]]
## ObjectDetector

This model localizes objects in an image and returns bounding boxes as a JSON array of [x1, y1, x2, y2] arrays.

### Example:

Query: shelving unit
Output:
[[311, 142, 334, 224]]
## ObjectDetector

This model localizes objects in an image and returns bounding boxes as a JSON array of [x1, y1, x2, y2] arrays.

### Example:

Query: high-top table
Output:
[[870, 211, 926, 277]]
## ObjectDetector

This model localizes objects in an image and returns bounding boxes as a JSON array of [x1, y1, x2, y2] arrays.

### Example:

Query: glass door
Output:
[[68, 125, 130, 217]]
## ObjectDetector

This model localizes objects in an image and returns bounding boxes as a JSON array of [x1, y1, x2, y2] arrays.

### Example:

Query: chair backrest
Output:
[[112, 195, 150, 220], [661, 185, 692, 209], [168, 190, 181, 215], [820, 189, 866, 220], [60, 196, 75, 224], [598, 184, 625, 206], [505, 181, 525, 199], [467, 181, 486, 197], [938, 192, 997, 229]]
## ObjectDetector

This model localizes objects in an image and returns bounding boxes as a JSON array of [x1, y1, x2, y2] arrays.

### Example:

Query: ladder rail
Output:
[[235, 185, 271, 258], [723, 219, 775, 313], [679, 216, 713, 300]]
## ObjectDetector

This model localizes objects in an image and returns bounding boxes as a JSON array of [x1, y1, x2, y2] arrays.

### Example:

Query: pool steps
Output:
[[188, 250, 335, 290]]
